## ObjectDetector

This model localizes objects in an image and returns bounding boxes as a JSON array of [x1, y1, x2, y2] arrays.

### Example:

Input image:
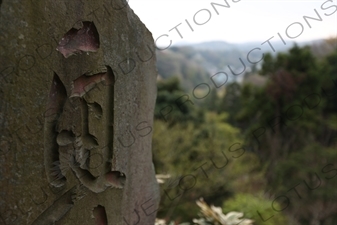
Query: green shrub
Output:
[[223, 193, 288, 225]]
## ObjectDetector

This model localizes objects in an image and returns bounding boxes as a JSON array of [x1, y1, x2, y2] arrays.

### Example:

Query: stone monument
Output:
[[0, 0, 160, 224]]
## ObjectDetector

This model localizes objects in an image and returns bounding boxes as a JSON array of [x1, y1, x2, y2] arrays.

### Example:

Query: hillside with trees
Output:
[[153, 38, 337, 225]]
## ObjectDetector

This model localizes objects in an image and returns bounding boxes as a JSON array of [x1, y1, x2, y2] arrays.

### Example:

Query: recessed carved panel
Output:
[[93, 205, 108, 225], [44, 66, 124, 193], [56, 21, 100, 58], [42, 65, 125, 223]]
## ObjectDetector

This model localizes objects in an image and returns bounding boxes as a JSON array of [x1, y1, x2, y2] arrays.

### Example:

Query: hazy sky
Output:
[[128, 0, 337, 46]]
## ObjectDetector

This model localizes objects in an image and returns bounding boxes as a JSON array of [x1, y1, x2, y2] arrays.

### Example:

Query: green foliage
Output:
[[218, 82, 242, 126], [260, 53, 274, 75], [233, 44, 337, 224], [201, 88, 220, 112], [237, 45, 335, 162], [223, 193, 288, 225], [154, 77, 204, 126], [320, 48, 337, 114], [153, 112, 243, 221], [272, 143, 337, 200], [153, 41, 337, 225]]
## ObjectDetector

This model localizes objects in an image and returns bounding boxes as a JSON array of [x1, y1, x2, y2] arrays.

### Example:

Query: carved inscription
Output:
[[41, 21, 125, 224], [44, 73, 68, 188], [44, 66, 126, 192]]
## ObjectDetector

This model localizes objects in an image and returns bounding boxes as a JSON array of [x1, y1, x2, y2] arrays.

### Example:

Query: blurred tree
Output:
[[236, 44, 337, 224], [218, 82, 242, 127], [202, 88, 220, 112], [154, 77, 204, 126]]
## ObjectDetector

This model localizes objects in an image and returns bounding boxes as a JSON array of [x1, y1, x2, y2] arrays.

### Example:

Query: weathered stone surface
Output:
[[0, 0, 159, 224]]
